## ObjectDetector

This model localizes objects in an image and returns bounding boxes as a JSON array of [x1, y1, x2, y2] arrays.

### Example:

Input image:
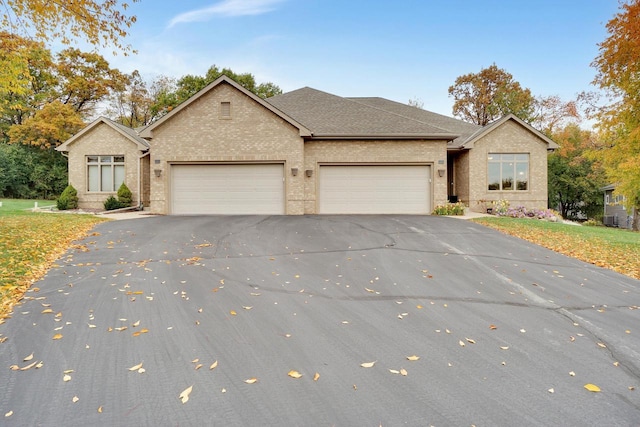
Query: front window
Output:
[[87, 155, 124, 192], [488, 153, 529, 191]]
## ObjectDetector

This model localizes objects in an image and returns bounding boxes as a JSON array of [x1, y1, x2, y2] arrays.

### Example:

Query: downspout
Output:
[[138, 150, 150, 209]]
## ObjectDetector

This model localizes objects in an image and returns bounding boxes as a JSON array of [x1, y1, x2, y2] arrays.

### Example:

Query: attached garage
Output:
[[318, 165, 431, 214], [171, 164, 285, 214]]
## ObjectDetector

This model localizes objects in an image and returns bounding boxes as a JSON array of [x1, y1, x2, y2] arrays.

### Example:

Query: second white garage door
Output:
[[319, 165, 431, 214], [171, 164, 285, 214]]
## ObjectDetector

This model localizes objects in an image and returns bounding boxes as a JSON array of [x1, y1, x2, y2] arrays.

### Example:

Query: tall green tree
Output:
[[591, 0, 640, 230], [548, 124, 606, 220], [152, 65, 282, 117], [448, 64, 535, 125]]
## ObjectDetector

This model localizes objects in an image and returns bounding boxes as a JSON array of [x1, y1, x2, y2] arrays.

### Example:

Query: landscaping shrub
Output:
[[56, 196, 69, 210], [117, 182, 132, 206], [432, 202, 466, 215], [103, 195, 124, 211], [56, 185, 78, 210]]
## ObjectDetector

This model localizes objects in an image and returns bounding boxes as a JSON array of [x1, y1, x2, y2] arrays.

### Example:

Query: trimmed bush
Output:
[[104, 195, 124, 211], [56, 195, 69, 210], [117, 182, 132, 206], [57, 185, 78, 210]]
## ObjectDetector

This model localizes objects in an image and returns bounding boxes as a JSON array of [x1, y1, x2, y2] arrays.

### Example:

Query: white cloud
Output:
[[168, 0, 285, 28]]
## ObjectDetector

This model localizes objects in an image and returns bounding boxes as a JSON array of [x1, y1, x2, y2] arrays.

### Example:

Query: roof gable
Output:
[[266, 88, 458, 140], [139, 75, 311, 139], [56, 116, 149, 152], [460, 114, 559, 150]]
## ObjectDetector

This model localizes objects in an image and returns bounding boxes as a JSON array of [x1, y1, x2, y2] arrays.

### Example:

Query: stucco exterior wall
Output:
[[303, 139, 448, 214], [146, 82, 305, 214], [466, 120, 550, 213], [66, 124, 145, 210]]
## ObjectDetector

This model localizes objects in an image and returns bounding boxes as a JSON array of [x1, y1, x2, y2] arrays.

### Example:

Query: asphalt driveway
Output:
[[1, 215, 640, 426]]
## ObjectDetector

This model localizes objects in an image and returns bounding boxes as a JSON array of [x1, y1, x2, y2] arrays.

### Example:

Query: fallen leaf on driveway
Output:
[[584, 384, 601, 392], [230, 310, 237, 316], [23, 353, 33, 361], [63, 374, 72, 382], [389, 369, 400, 374], [72, 396, 79, 403], [5, 411, 13, 417], [20, 361, 38, 371], [406, 355, 420, 361], [52, 334, 63, 340], [288, 370, 303, 379], [465, 337, 476, 344], [128, 362, 143, 371], [244, 378, 258, 384], [210, 360, 218, 370], [179, 385, 193, 404], [313, 372, 320, 381], [597, 342, 607, 348], [360, 361, 376, 368], [400, 368, 408, 376]]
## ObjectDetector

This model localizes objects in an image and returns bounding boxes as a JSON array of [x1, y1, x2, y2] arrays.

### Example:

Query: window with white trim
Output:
[[487, 153, 529, 191], [87, 155, 125, 192]]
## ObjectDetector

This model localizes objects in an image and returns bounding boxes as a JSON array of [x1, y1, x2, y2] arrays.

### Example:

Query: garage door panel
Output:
[[319, 165, 430, 214], [171, 164, 284, 215]]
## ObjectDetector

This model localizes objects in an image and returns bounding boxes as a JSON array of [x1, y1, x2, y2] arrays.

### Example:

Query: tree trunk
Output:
[[633, 206, 639, 232]]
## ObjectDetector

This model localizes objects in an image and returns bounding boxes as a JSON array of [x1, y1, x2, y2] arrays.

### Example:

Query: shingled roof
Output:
[[348, 97, 482, 148], [266, 87, 459, 140]]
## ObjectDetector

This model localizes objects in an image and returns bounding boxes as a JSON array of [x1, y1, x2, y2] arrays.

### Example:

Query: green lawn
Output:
[[473, 217, 640, 280], [0, 198, 57, 214], [0, 199, 106, 320]]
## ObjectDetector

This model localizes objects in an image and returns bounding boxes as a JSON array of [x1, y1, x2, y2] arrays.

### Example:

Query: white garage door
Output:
[[319, 165, 431, 214], [171, 164, 285, 214]]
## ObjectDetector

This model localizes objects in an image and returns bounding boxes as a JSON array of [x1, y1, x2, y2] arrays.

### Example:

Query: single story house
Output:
[[602, 184, 633, 229], [56, 75, 558, 215]]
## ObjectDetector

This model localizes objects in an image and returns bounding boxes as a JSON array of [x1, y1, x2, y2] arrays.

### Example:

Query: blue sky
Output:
[[104, 0, 620, 117]]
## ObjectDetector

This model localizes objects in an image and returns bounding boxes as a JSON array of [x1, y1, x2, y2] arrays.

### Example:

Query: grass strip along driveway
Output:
[[0, 200, 106, 320], [474, 217, 640, 280]]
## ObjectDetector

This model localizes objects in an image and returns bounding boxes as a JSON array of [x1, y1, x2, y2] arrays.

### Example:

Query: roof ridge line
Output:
[[346, 97, 454, 134]]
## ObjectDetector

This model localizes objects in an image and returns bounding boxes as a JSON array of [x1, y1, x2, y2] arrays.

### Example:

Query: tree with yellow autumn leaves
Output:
[[591, 0, 640, 230]]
